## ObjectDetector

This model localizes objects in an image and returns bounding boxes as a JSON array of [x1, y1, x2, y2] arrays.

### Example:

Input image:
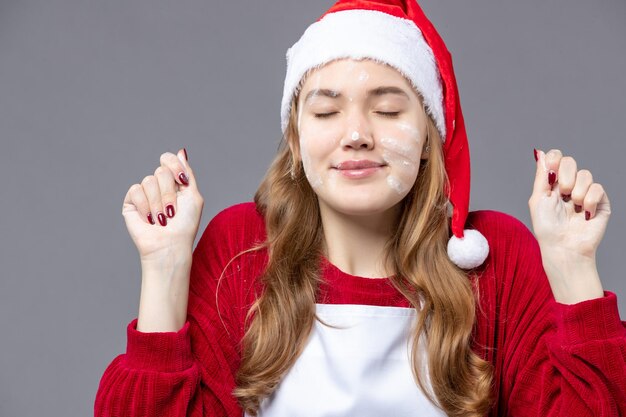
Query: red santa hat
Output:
[[280, 0, 489, 269]]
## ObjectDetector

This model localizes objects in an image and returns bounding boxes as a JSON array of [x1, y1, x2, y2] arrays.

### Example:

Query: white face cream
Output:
[[395, 121, 421, 137], [380, 132, 422, 194], [301, 150, 324, 189], [386, 175, 407, 194]]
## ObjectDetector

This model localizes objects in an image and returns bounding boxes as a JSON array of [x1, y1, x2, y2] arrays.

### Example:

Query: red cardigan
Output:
[[95, 202, 626, 416]]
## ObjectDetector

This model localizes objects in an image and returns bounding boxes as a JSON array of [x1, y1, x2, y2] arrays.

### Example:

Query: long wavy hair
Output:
[[231, 87, 494, 416]]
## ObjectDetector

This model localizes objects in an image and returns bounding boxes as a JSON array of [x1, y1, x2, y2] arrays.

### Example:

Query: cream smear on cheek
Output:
[[380, 122, 423, 194], [395, 121, 421, 137], [301, 150, 323, 189]]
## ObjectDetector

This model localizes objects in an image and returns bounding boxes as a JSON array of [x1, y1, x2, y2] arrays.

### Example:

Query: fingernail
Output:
[[548, 171, 556, 186], [147, 212, 155, 225], [562, 194, 571, 202], [183, 148, 188, 161], [157, 212, 167, 226], [533, 148, 538, 161], [574, 204, 582, 213], [166, 204, 175, 218], [585, 211, 591, 221], [178, 172, 189, 185]]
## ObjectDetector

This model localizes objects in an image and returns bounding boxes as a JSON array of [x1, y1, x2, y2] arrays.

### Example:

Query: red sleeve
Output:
[[472, 211, 626, 416], [95, 202, 266, 417]]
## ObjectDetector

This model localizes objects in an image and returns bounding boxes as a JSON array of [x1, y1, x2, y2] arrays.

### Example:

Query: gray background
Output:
[[0, 0, 624, 416]]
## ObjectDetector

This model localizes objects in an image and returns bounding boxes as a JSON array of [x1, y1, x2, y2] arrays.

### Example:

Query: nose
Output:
[[339, 113, 374, 150]]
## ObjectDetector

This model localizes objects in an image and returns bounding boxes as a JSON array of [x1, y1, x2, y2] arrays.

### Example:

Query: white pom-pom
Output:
[[447, 229, 489, 269]]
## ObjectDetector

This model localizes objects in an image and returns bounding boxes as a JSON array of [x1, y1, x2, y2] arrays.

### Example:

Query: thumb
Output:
[[532, 148, 552, 197], [177, 148, 199, 191]]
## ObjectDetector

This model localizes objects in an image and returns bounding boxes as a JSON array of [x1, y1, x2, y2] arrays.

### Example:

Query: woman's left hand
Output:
[[528, 148, 611, 304]]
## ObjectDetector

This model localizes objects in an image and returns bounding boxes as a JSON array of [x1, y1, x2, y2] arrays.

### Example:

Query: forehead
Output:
[[299, 58, 416, 97]]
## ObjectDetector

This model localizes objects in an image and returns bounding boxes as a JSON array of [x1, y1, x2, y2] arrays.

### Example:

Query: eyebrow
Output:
[[303, 86, 411, 104]]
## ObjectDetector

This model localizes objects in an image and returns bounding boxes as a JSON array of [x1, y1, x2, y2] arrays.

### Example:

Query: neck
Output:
[[319, 203, 400, 278]]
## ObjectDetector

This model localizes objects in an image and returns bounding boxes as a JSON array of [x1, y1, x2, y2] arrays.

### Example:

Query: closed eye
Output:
[[314, 111, 400, 118], [314, 112, 338, 119], [376, 111, 401, 117]]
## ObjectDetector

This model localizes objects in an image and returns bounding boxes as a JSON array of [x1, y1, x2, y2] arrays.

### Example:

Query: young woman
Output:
[[95, 1, 626, 416]]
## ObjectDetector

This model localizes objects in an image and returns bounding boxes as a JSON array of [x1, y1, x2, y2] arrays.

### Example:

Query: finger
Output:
[[556, 156, 577, 199], [594, 186, 611, 218], [141, 175, 167, 226], [532, 148, 551, 197], [582, 182, 604, 220], [570, 169, 593, 210], [160, 151, 189, 187], [544, 149, 563, 188], [124, 184, 155, 225], [154, 166, 178, 220], [176, 147, 199, 191]]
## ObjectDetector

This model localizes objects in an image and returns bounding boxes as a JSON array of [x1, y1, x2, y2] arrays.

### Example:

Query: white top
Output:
[[247, 303, 447, 417]]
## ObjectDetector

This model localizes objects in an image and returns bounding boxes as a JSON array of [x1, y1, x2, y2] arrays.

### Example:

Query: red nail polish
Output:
[[147, 212, 155, 225], [585, 211, 591, 221], [533, 148, 538, 161], [562, 194, 571, 202], [166, 204, 175, 218], [157, 212, 167, 226], [178, 172, 189, 185], [548, 171, 556, 186], [183, 148, 188, 161]]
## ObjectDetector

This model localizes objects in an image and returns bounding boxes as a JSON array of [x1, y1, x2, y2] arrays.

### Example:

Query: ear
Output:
[[420, 138, 430, 160]]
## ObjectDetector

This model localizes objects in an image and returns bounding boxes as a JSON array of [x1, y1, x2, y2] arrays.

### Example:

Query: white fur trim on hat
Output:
[[281, 9, 446, 140], [447, 229, 489, 270]]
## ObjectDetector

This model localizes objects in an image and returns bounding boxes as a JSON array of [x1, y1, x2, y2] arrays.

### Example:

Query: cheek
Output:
[[395, 121, 421, 137], [301, 151, 323, 189], [380, 135, 422, 195], [298, 125, 340, 190], [299, 123, 339, 159]]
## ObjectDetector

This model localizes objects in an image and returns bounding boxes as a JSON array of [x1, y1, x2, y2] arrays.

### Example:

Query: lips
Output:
[[335, 160, 386, 170], [333, 159, 387, 179]]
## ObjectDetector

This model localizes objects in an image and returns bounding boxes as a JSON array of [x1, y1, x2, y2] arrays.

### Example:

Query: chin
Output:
[[320, 192, 407, 217]]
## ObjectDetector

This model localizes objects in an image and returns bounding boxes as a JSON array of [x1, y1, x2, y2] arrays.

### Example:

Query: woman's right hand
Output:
[[122, 148, 204, 264]]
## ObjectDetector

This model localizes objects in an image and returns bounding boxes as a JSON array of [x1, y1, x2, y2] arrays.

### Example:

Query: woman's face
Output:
[[296, 58, 429, 217]]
